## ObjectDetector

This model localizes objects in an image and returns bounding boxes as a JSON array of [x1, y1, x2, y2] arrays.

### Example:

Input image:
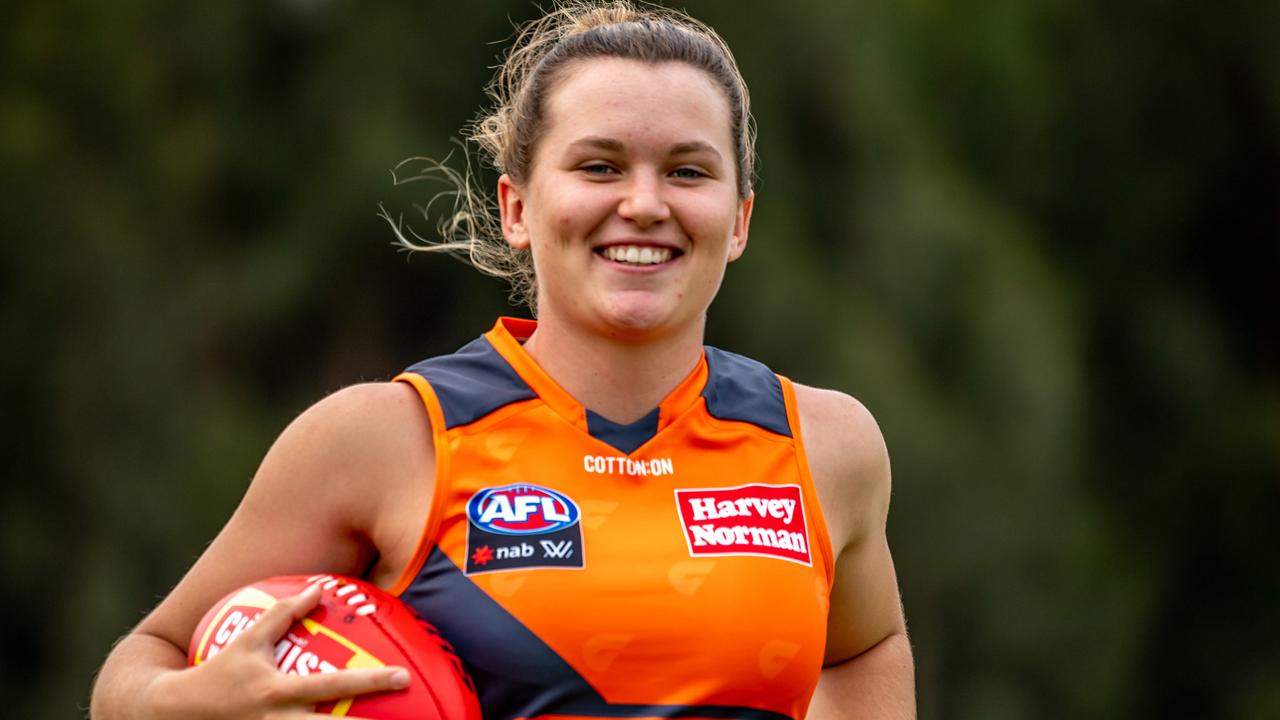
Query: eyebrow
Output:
[[567, 136, 625, 153], [566, 136, 723, 161], [668, 141, 722, 160]]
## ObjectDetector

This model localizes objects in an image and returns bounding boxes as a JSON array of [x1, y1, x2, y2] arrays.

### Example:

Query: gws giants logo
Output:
[[674, 484, 812, 566], [465, 484, 585, 574]]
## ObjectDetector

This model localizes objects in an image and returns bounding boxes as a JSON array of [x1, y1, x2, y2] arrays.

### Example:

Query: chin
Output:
[[596, 294, 685, 338]]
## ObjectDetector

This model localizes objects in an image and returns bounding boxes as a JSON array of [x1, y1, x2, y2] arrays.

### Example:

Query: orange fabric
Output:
[[387, 373, 450, 597], [397, 318, 832, 719]]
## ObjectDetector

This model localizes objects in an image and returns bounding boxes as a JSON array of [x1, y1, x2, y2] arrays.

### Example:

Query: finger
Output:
[[242, 584, 323, 648], [274, 666, 411, 703]]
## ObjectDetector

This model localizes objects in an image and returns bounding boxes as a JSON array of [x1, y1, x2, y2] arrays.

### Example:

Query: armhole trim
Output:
[[387, 372, 451, 597], [780, 376, 836, 589]]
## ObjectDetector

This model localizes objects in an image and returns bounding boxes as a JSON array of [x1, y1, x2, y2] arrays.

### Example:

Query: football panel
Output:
[[188, 575, 477, 719]]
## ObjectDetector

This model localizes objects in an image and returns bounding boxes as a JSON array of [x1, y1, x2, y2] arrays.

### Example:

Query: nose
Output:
[[616, 169, 671, 228]]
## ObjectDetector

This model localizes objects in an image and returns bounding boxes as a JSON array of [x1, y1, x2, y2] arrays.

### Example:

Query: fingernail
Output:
[[389, 668, 411, 689]]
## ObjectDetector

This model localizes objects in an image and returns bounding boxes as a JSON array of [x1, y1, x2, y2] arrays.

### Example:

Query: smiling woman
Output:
[[90, 2, 914, 719]]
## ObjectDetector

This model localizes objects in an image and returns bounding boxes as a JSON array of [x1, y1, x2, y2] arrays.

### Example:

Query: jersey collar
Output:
[[484, 317, 709, 444]]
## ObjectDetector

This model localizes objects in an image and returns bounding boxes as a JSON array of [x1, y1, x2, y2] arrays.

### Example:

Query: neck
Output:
[[521, 315, 706, 425]]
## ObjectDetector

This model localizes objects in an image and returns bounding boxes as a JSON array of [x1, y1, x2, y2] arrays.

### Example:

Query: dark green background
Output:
[[3, 1, 1276, 717]]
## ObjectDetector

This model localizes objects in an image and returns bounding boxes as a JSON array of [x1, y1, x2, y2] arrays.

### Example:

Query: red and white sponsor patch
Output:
[[674, 484, 811, 566]]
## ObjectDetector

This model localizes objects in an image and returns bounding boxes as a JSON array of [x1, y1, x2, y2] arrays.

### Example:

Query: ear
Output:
[[498, 174, 531, 250], [726, 192, 754, 263]]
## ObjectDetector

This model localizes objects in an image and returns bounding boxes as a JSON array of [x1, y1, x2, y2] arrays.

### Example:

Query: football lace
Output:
[[307, 574, 378, 616]]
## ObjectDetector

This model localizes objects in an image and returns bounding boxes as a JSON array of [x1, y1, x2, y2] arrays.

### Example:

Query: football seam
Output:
[[371, 612, 449, 718]]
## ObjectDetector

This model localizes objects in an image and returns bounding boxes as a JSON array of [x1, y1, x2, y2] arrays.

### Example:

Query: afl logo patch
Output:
[[465, 484, 585, 575], [466, 484, 580, 535]]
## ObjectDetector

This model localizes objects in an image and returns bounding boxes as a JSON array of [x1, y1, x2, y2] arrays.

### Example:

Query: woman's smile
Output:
[[594, 240, 683, 268]]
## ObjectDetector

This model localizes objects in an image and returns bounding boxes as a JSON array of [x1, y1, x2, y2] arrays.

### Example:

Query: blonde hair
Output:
[[384, 1, 755, 311]]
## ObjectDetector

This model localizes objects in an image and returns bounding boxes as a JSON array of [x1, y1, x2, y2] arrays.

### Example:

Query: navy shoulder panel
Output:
[[701, 347, 792, 438], [404, 336, 537, 429]]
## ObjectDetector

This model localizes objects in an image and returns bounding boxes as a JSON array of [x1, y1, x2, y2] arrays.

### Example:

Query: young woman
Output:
[[91, 3, 914, 718]]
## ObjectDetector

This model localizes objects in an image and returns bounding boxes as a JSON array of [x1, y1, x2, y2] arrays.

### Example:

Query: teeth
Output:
[[603, 245, 673, 265]]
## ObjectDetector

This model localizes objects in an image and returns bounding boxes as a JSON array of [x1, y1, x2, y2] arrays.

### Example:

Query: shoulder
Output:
[[791, 383, 891, 550], [294, 381, 431, 440], [250, 382, 433, 533], [272, 381, 431, 473], [133, 382, 435, 646]]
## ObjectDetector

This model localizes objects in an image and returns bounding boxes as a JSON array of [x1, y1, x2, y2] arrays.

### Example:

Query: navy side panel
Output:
[[404, 337, 537, 430], [401, 549, 597, 720], [586, 407, 660, 454], [701, 347, 792, 438], [401, 548, 793, 720]]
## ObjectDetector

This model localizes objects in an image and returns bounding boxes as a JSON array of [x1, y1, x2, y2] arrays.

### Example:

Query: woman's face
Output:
[[499, 58, 753, 340]]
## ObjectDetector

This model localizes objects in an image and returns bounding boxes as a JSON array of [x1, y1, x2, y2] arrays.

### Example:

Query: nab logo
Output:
[[467, 484, 580, 536]]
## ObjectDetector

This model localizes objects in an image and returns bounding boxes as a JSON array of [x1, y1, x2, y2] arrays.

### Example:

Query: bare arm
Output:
[[90, 382, 433, 719], [796, 385, 915, 720]]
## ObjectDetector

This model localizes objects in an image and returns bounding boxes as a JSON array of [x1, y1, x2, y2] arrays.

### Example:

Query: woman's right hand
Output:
[[144, 585, 410, 719]]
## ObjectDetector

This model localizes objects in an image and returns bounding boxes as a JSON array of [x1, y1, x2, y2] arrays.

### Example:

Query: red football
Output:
[[188, 574, 481, 719]]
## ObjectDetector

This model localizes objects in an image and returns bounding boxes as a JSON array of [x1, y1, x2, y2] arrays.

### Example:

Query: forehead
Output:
[[540, 58, 734, 153]]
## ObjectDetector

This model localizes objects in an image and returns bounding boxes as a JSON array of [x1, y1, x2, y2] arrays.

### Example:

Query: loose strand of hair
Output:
[[377, 144, 536, 310]]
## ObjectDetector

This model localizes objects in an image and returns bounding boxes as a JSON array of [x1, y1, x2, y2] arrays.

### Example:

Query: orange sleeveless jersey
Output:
[[389, 318, 834, 720]]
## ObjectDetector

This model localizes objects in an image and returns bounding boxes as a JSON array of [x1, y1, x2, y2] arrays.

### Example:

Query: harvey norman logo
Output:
[[674, 484, 811, 566]]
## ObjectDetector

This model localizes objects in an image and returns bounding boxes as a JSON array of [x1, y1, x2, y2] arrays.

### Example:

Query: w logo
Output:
[[540, 540, 575, 559]]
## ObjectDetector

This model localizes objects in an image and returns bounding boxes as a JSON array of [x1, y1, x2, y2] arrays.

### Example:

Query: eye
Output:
[[671, 167, 708, 180], [579, 163, 618, 176]]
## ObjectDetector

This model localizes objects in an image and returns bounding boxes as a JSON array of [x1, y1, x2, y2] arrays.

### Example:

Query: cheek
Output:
[[688, 202, 740, 248], [556, 214, 577, 237], [533, 187, 605, 246]]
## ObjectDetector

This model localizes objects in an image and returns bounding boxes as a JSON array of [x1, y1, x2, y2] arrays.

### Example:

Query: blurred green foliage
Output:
[[2, 1, 1276, 718]]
